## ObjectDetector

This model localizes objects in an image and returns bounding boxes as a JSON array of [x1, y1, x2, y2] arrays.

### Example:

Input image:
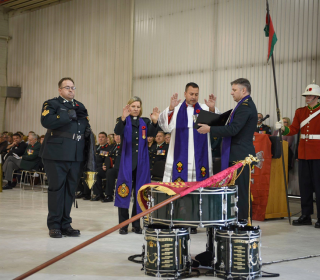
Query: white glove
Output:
[[275, 121, 284, 131]]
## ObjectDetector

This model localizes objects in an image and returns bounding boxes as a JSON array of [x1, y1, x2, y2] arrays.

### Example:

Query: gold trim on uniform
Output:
[[42, 110, 49, 116]]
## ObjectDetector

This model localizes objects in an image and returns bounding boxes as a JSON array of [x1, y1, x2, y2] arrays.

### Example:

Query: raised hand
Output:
[[204, 94, 216, 112], [121, 104, 130, 121], [150, 107, 160, 124], [169, 93, 181, 111]]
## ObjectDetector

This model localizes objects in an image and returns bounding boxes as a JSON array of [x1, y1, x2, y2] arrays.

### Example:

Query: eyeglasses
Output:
[[60, 86, 76, 90]]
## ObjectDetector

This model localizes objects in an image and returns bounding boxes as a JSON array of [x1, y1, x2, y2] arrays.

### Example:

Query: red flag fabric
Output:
[[264, 13, 278, 61]]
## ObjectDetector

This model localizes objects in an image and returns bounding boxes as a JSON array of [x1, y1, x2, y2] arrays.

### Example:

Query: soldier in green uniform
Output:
[[40, 77, 91, 238], [2, 133, 40, 189], [149, 131, 169, 170], [256, 113, 271, 134]]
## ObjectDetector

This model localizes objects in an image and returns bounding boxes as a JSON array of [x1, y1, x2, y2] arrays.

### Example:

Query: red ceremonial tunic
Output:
[[283, 103, 320, 160]]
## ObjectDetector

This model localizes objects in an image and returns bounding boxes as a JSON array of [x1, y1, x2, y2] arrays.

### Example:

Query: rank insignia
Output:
[[57, 115, 60, 119], [42, 110, 49, 116], [176, 162, 183, 173], [201, 166, 206, 177], [118, 183, 130, 198]]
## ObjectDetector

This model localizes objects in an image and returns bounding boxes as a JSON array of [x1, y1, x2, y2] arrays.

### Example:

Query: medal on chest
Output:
[[142, 126, 146, 139]]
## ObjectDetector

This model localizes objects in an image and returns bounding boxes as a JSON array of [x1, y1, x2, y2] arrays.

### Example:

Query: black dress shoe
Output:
[[49, 229, 62, 238], [292, 215, 312, 226], [101, 195, 113, 203], [315, 219, 320, 228], [61, 227, 80, 237], [90, 195, 101, 201], [11, 181, 17, 188], [132, 227, 142, 234], [190, 228, 198, 234], [75, 192, 85, 199], [119, 228, 128, 235], [3, 184, 12, 190], [82, 195, 91, 200]]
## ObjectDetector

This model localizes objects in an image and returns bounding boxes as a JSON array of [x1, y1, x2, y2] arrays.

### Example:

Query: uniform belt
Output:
[[47, 130, 84, 141], [300, 134, 320, 140]]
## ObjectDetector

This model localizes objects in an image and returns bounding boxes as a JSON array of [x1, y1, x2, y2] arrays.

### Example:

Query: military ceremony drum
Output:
[[214, 224, 262, 280], [144, 225, 191, 278], [148, 186, 238, 228]]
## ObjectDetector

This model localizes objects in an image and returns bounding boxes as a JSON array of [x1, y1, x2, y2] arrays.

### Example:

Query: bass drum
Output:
[[144, 225, 191, 279], [148, 186, 238, 228], [214, 224, 262, 280]]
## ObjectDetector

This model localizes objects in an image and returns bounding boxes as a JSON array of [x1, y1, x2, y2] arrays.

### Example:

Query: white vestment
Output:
[[158, 103, 220, 182]]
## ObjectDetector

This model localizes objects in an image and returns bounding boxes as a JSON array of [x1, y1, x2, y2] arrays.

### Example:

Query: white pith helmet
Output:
[[302, 83, 320, 97]]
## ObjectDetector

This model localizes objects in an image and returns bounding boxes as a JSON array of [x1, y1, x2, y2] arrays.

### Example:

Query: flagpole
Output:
[[266, 0, 291, 224]]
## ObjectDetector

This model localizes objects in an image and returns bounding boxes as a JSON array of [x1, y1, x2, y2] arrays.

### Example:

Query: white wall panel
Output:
[[5, 0, 133, 136], [133, 0, 320, 131]]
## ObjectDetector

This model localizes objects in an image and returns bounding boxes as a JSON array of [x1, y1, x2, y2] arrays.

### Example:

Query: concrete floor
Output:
[[0, 185, 319, 280]]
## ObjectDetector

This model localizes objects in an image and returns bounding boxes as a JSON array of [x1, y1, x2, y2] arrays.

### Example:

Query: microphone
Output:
[[260, 114, 270, 122]]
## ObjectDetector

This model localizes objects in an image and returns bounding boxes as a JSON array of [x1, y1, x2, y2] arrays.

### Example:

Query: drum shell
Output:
[[149, 186, 238, 227], [214, 225, 262, 279], [144, 225, 191, 278]]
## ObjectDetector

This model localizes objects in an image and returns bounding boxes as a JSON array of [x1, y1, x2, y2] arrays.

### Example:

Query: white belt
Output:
[[301, 134, 320, 140]]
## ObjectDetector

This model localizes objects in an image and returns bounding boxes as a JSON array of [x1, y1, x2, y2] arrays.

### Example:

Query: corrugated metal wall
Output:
[[4, 0, 320, 135], [6, 0, 133, 135], [133, 0, 320, 130]]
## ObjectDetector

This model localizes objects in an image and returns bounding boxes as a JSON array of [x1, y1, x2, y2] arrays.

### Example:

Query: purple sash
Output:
[[115, 116, 150, 214], [221, 95, 250, 170], [172, 101, 209, 182]]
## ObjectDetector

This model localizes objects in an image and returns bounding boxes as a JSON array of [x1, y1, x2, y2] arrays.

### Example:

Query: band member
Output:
[[198, 78, 257, 222], [276, 83, 320, 228], [256, 113, 271, 134], [114, 96, 159, 234], [40, 77, 90, 238]]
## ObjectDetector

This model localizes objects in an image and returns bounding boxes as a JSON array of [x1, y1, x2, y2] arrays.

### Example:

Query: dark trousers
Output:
[[92, 167, 106, 196], [43, 159, 82, 230], [298, 159, 320, 218], [118, 169, 141, 230], [105, 168, 119, 196], [232, 163, 252, 221]]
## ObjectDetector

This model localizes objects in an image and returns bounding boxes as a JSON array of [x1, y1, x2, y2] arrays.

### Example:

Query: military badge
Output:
[[42, 110, 49, 116], [176, 162, 183, 173], [118, 183, 130, 198], [142, 126, 146, 139], [201, 166, 206, 177], [174, 177, 184, 182]]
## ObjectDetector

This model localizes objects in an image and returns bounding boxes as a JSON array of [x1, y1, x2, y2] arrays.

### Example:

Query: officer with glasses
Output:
[[40, 77, 91, 238]]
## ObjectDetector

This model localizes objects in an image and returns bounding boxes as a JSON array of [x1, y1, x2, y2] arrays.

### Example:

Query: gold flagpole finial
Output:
[[84, 171, 98, 189]]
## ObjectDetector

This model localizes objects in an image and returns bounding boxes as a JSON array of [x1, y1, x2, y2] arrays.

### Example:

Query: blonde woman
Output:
[[114, 96, 160, 234]]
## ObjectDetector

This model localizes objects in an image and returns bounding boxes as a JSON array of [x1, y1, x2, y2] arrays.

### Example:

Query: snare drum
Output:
[[214, 225, 262, 279], [144, 225, 191, 278], [148, 186, 238, 228]]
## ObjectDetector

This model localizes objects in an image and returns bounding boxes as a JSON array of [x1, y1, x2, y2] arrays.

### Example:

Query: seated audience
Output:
[[256, 113, 271, 134], [148, 136, 156, 152], [165, 133, 171, 145], [3, 133, 28, 161], [0, 133, 8, 155], [2, 133, 40, 189], [150, 131, 169, 170], [91, 132, 113, 201], [39, 135, 45, 144], [101, 134, 121, 203]]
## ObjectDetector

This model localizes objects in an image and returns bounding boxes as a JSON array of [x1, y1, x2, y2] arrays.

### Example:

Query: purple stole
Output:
[[114, 116, 150, 214], [221, 95, 250, 170], [172, 101, 209, 182]]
